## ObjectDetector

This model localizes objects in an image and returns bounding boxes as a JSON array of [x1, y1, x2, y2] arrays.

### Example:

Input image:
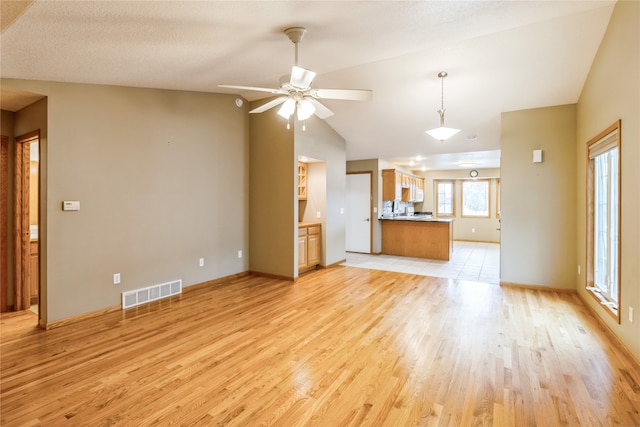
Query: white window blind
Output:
[[589, 128, 619, 305]]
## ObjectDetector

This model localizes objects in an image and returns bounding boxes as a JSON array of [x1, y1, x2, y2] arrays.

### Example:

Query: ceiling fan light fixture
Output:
[[277, 98, 296, 119], [290, 66, 316, 89], [426, 71, 460, 142], [297, 99, 315, 121]]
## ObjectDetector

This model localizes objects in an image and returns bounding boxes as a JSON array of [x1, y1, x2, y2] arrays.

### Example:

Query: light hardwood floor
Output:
[[2, 266, 639, 426]]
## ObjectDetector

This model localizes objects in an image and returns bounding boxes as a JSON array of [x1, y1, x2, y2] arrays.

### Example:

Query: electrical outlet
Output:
[[578, 264, 581, 275], [316, 211, 321, 219], [113, 273, 120, 285], [237, 250, 242, 259], [471, 228, 476, 233], [629, 307, 634, 323], [199, 258, 204, 267]]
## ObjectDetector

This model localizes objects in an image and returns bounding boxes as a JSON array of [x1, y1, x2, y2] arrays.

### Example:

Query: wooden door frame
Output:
[[1, 136, 8, 312], [14, 130, 39, 312]]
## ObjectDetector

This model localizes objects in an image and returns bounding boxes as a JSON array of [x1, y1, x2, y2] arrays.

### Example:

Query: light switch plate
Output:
[[62, 200, 80, 211]]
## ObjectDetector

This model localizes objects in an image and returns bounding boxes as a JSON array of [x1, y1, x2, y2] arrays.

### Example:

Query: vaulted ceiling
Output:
[[0, 1, 615, 170]]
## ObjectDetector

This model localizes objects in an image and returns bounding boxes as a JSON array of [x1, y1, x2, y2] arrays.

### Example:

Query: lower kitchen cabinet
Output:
[[298, 223, 321, 273]]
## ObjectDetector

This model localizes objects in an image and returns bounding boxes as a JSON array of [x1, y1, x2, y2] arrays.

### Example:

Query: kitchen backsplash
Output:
[[382, 200, 415, 216]]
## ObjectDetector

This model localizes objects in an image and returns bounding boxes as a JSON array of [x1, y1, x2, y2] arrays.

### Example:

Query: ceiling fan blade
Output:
[[218, 84, 281, 94], [290, 65, 316, 89], [307, 99, 334, 119], [314, 88, 372, 102], [249, 96, 289, 113]]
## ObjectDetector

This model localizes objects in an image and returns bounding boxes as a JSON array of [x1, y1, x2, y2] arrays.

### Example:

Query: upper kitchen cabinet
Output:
[[382, 169, 425, 202], [382, 169, 402, 201], [298, 162, 307, 201]]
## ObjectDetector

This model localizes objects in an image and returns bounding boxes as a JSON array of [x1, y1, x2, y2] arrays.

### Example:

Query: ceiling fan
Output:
[[218, 27, 372, 125]]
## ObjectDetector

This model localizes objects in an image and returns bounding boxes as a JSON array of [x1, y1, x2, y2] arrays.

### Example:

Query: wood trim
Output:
[[181, 272, 251, 293], [14, 130, 39, 144], [324, 259, 346, 269], [584, 120, 621, 323], [14, 140, 30, 311], [500, 281, 577, 294], [576, 289, 640, 371], [44, 304, 122, 330], [496, 178, 501, 219], [1, 136, 8, 312], [44, 272, 253, 330], [248, 271, 295, 282]]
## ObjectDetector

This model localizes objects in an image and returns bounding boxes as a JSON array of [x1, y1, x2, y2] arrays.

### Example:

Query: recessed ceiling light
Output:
[[409, 160, 415, 166], [457, 162, 477, 168], [415, 155, 423, 161]]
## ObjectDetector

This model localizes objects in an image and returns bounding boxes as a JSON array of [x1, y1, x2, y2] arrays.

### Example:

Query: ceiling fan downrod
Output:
[[284, 27, 306, 65]]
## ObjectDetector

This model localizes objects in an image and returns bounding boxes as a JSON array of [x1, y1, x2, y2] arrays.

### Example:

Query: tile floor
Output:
[[342, 241, 501, 284]]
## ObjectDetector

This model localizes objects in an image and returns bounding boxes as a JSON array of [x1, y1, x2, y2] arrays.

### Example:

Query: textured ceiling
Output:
[[0, 1, 615, 171]]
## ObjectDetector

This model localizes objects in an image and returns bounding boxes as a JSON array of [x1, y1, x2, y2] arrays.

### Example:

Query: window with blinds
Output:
[[586, 121, 621, 322]]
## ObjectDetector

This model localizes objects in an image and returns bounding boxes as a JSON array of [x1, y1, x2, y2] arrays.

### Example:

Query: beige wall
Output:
[[296, 115, 347, 268], [418, 168, 501, 243], [501, 104, 577, 289], [249, 104, 295, 278], [1, 109, 17, 307], [249, 106, 346, 278], [576, 0, 639, 360], [2, 80, 250, 323]]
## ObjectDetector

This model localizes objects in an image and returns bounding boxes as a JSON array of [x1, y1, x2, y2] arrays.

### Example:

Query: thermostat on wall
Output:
[[62, 200, 80, 211]]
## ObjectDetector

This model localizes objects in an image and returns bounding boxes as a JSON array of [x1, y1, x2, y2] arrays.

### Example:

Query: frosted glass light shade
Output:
[[277, 98, 296, 119], [297, 100, 315, 121], [425, 126, 460, 141]]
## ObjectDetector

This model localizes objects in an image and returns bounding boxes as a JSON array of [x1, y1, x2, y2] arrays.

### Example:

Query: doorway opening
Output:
[[13, 131, 40, 316]]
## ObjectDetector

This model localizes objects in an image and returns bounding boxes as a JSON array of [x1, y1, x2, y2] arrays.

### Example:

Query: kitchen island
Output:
[[380, 216, 454, 261]]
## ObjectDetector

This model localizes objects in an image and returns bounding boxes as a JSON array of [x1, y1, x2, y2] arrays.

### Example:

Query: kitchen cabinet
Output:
[[298, 227, 307, 270], [29, 240, 38, 303], [382, 169, 402, 201], [383, 169, 425, 202], [298, 162, 307, 201], [415, 177, 425, 202], [298, 223, 321, 273], [381, 217, 453, 261]]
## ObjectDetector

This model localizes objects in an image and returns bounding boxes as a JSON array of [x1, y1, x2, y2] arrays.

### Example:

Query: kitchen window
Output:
[[462, 179, 490, 218], [586, 120, 621, 322], [435, 180, 455, 217]]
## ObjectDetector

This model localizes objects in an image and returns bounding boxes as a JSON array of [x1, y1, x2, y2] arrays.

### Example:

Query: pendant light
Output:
[[425, 71, 460, 142]]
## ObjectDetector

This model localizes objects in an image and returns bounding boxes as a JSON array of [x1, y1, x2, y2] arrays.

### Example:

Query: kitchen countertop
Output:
[[379, 215, 454, 223], [299, 222, 322, 227]]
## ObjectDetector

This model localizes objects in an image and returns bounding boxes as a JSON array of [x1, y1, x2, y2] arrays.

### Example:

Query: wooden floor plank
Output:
[[2, 266, 640, 426]]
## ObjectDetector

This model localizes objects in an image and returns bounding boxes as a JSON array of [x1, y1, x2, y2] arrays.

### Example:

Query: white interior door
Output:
[[346, 173, 371, 253]]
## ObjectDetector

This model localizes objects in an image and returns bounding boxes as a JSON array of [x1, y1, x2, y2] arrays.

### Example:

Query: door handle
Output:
[[365, 218, 370, 221]]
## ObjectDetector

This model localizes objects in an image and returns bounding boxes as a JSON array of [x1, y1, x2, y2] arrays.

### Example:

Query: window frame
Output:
[[586, 120, 621, 323], [496, 178, 501, 219], [461, 179, 491, 218], [434, 179, 456, 218]]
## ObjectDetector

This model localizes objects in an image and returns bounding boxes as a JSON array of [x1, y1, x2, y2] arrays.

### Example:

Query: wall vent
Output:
[[121, 279, 182, 310]]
